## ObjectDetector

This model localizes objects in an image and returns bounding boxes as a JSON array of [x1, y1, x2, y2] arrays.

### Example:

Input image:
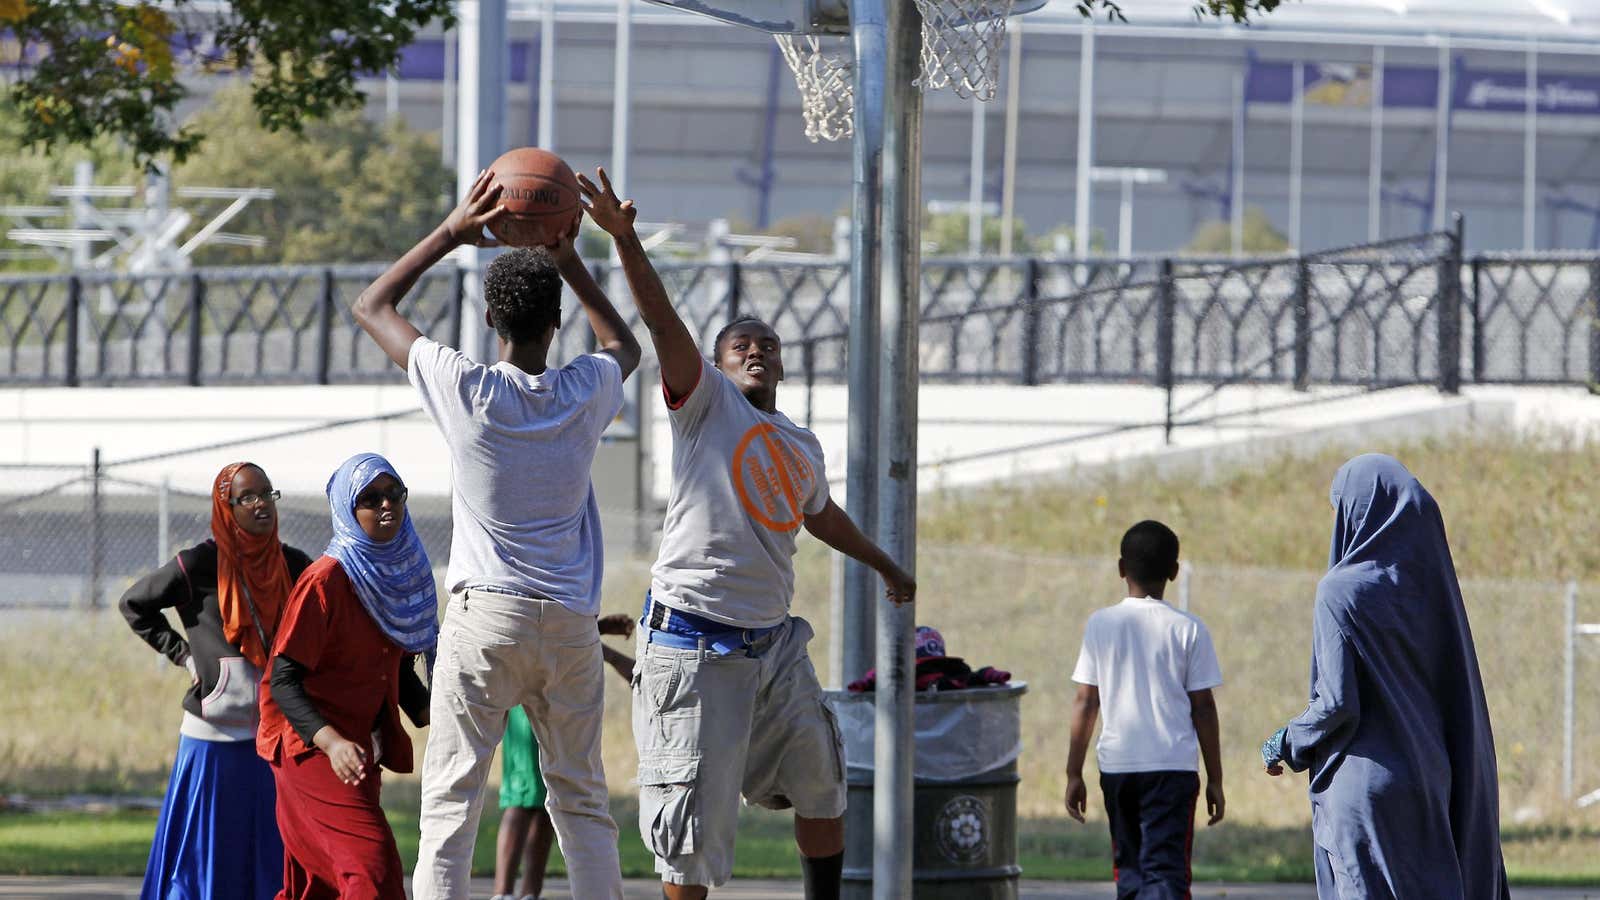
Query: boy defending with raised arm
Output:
[[579, 168, 914, 900], [1065, 520, 1225, 900]]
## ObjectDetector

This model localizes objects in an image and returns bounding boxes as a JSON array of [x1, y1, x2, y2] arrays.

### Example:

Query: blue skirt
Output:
[[141, 735, 283, 900]]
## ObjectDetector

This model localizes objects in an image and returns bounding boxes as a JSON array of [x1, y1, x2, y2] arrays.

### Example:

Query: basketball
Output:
[[486, 147, 582, 247]]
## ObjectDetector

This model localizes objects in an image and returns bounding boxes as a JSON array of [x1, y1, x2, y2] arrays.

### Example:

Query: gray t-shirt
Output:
[[408, 336, 624, 615], [650, 357, 830, 629]]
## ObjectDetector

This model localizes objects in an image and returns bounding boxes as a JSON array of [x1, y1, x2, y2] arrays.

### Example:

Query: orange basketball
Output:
[[486, 147, 582, 247]]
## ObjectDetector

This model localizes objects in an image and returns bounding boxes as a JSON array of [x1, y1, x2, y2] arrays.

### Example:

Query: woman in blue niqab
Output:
[[1262, 453, 1509, 900]]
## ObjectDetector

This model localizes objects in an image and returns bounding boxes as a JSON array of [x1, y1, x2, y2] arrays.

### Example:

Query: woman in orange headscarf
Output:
[[120, 462, 315, 900]]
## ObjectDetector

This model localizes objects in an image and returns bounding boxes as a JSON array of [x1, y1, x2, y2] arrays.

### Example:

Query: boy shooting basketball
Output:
[[578, 168, 914, 900], [352, 168, 639, 900]]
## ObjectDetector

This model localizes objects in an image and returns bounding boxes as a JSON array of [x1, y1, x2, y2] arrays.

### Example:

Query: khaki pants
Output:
[[413, 589, 622, 900]]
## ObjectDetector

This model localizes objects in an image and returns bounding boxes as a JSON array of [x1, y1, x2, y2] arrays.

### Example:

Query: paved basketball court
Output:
[[2, 878, 1595, 899]]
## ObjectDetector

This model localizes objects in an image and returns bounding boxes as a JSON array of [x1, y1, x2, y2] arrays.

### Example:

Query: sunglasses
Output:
[[354, 485, 409, 510]]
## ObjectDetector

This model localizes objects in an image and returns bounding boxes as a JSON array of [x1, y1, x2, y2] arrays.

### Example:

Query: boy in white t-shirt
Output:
[[1065, 520, 1225, 900]]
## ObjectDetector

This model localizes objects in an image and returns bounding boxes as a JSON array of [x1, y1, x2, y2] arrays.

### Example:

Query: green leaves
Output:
[[3, 0, 452, 169], [1074, 0, 1289, 24]]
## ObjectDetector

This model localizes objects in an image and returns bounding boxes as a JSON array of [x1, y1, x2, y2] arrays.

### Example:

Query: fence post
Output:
[[1589, 259, 1600, 392], [316, 269, 335, 386], [1156, 258, 1176, 444], [1294, 258, 1311, 392], [1436, 214, 1464, 395], [87, 447, 103, 609], [157, 476, 171, 565], [1471, 256, 1485, 385], [65, 276, 81, 387], [1021, 258, 1042, 386], [1564, 580, 1577, 801], [187, 273, 204, 387], [725, 260, 742, 321], [803, 339, 817, 429], [448, 265, 466, 351]]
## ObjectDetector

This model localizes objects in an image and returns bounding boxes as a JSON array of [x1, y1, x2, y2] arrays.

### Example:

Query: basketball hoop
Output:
[[775, 0, 1021, 142], [776, 34, 855, 142], [912, 0, 1015, 101]]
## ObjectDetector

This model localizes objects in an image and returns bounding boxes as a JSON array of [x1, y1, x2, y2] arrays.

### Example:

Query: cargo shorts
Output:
[[631, 614, 847, 888]]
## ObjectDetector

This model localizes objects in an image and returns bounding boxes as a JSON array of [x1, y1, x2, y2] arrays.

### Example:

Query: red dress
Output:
[[258, 556, 417, 900]]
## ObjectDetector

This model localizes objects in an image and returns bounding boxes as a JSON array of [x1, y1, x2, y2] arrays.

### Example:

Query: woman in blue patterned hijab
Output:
[[325, 452, 439, 654]]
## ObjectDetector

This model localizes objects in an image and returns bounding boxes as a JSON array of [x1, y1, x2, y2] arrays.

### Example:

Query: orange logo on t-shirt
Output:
[[731, 423, 816, 533]]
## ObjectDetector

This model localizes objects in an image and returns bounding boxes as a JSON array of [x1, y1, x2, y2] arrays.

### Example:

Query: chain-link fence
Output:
[[3, 535, 1594, 823]]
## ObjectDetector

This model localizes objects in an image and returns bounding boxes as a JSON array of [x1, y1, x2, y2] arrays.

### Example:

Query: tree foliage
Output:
[[0, 85, 453, 268], [0, 0, 451, 167], [1184, 206, 1290, 255], [172, 86, 453, 264], [1076, 0, 1288, 23]]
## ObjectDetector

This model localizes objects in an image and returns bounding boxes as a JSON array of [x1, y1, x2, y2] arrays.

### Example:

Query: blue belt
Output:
[[641, 591, 783, 656]]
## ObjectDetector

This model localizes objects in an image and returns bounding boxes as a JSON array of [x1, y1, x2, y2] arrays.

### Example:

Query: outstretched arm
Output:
[[802, 499, 916, 605], [353, 169, 507, 369], [577, 168, 701, 402]]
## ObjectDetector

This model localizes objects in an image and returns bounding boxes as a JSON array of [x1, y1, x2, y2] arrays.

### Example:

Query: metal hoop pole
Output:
[[874, 0, 922, 894], [843, 0, 885, 694]]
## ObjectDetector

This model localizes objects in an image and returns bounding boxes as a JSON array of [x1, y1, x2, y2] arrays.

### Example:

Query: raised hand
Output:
[[443, 169, 507, 247], [576, 167, 637, 237]]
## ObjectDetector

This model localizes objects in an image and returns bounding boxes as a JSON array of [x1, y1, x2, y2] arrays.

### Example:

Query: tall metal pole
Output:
[[875, 0, 921, 894], [968, 98, 986, 254], [612, 0, 633, 196], [456, 0, 508, 361], [1289, 60, 1304, 252], [1523, 43, 1538, 251], [1230, 67, 1245, 257], [1118, 175, 1133, 258], [442, 26, 456, 167], [999, 24, 1022, 260], [1433, 44, 1452, 231], [1073, 21, 1095, 258], [1368, 46, 1384, 242], [540, 0, 558, 149], [386, 71, 401, 121], [842, 0, 885, 691]]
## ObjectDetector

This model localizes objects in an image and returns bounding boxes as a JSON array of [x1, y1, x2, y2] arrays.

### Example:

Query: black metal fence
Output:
[[2, 219, 1594, 392]]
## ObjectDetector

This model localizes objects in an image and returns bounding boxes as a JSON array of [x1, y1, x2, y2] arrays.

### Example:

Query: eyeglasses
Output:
[[355, 486, 408, 510], [231, 490, 280, 508]]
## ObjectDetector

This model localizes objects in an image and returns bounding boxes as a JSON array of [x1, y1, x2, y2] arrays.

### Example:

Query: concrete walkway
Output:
[[3, 877, 1595, 899]]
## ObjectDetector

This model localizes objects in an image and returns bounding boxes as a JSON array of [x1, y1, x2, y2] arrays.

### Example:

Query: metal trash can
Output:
[[827, 682, 1027, 899]]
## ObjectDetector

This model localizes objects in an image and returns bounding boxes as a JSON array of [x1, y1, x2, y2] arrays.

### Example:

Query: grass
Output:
[[3, 428, 1600, 880]]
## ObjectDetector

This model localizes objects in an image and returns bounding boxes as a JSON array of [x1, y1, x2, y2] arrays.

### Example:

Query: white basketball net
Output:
[[776, 34, 855, 143], [775, 0, 1015, 142], [913, 0, 1015, 101]]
